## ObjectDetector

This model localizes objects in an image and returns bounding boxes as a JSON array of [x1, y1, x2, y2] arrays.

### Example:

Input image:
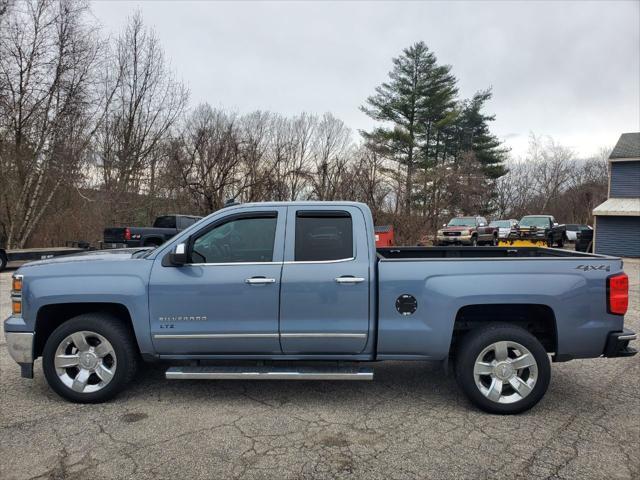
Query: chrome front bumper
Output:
[[437, 235, 472, 244], [6, 331, 34, 364]]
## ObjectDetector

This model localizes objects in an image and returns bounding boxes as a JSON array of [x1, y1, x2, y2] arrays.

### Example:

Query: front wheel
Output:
[[492, 236, 498, 246], [42, 313, 139, 403], [455, 324, 551, 414], [471, 236, 478, 247]]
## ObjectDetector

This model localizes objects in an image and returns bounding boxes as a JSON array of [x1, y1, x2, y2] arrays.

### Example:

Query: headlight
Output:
[[461, 230, 470, 235], [12, 298, 22, 315], [12, 275, 23, 293], [11, 274, 23, 316], [437, 230, 443, 235]]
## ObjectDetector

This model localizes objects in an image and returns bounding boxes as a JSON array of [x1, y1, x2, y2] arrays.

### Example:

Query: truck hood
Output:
[[18, 248, 153, 268]]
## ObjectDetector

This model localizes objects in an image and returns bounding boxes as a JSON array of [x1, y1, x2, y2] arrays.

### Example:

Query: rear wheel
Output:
[[455, 324, 551, 414], [491, 235, 498, 246], [42, 313, 138, 403]]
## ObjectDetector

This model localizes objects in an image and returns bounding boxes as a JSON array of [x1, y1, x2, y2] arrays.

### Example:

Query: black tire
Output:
[[42, 313, 139, 403], [546, 236, 553, 248], [492, 235, 498, 246], [0, 250, 7, 272], [471, 236, 478, 247], [455, 323, 551, 414], [557, 235, 565, 248]]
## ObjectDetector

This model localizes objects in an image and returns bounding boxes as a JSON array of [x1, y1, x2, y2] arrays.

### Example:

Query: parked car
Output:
[[516, 215, 567, 247], [437, 216, 499, 246], [490, 219, 519, 239], [5, 201, 637, 414], [103, 214, 202, 248], [565, 224, 592, 243]]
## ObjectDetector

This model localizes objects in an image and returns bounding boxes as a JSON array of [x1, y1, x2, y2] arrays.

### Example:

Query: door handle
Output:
[[335, 276, 365, 284], [245, 277, 276, 285]]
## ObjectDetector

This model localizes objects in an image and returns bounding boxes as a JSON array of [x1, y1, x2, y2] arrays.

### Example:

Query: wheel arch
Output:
[[450, 303, 557, 355], [34, 303, 139, 359]]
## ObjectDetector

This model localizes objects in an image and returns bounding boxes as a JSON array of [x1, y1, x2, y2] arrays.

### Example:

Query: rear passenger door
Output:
[[279, 207, 370, 354]]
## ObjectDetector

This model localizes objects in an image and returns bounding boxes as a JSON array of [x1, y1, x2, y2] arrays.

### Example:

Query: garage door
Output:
[[595, 216, 640, 257]]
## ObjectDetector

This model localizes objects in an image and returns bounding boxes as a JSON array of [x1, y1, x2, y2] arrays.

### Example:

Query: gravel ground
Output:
[[0, 261, 638, 480]]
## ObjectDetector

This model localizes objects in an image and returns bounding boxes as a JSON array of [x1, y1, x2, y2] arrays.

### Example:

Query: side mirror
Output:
[[553, 222, 559, 227], [166, 243, 187, 266], [479, 222, 486, 227]]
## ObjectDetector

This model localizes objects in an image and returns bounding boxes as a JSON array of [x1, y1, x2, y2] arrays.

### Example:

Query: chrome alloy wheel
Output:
[[473, 341, 538, 404], [54, 331, 117, 393]]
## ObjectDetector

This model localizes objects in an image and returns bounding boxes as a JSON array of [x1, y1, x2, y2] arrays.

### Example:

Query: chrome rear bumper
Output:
[[604, 329, 638, 358]]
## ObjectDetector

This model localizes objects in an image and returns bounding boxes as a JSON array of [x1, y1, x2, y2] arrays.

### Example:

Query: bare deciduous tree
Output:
[[94, 11, 188, 221], [0, 0, 101, 248]]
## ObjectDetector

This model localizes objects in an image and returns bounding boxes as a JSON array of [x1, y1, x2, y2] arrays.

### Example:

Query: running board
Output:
[[165, 365, 374, 381]]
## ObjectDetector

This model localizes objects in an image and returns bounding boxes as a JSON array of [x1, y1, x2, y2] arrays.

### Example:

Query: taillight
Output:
[[607, 273, 628, 315], [124, 228, 131, 241]]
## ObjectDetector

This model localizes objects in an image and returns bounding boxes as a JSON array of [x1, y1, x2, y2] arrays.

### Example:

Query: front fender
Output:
[[12, 261, 154, 355]]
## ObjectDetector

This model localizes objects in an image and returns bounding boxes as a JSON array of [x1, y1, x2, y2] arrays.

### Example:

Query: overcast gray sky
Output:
[[91, 0, 640, 158]]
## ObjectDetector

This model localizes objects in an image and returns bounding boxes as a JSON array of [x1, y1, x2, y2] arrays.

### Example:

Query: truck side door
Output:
[[148, 207, 286, 354], [279, 207, 371, 354]]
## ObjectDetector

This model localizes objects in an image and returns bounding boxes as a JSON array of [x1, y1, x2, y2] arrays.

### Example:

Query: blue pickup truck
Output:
[[5, 201, 637, 414]]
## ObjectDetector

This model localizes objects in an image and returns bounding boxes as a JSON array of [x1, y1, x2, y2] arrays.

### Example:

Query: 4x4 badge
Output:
[[575, 264, 610, 272]]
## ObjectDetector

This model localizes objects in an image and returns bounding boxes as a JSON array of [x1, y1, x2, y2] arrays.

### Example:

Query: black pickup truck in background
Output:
[[103, 214, 202, 248], [517, 215, 567, 247]]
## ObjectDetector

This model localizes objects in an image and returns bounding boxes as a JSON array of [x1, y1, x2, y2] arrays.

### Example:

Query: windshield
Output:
[[490, 220, 512, 228], [448, 217, 476, 227], [519, 216, 550, 228]]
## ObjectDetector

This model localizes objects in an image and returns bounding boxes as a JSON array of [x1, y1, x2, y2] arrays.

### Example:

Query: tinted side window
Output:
[[177, 216, 200, 229], [191, 216, 277, 263], [295, 212, 353, 261]]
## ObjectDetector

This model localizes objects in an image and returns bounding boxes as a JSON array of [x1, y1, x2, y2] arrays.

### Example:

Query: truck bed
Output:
[[375, 245, 623, 362], [377, 246, 601, 260]]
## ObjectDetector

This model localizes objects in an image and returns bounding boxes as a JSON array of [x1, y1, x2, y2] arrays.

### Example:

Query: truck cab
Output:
[[152, 203, 375, 356]]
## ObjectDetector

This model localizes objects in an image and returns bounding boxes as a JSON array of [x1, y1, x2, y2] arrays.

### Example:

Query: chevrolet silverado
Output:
[[5, 201, 636, 414]]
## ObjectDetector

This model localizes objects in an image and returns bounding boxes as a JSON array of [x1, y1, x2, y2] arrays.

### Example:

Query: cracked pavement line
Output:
[[0, 261, 638, 480]]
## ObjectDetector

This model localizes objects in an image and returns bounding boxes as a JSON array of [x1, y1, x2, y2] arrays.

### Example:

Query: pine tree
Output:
[[455, 89, 509, 179], [361, 42, 457, 214]]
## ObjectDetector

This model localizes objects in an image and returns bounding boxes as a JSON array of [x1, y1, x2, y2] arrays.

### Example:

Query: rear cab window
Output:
[[294, 211, 353, 261]]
